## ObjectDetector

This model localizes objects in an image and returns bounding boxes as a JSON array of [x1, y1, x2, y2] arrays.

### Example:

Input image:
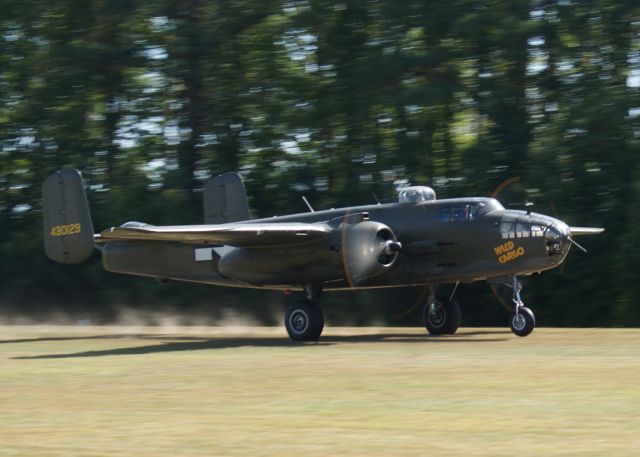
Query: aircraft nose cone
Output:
[[545, 221, 571, 262], [558, 222, 572, 257]]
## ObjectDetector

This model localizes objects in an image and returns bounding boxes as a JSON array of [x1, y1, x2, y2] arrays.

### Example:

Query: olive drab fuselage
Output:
[[101, 197, 572, 291]]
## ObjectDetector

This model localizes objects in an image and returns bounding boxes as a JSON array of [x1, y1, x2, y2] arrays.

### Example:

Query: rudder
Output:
[[203, 172, 251, 224], [42, 169, 95, 264]]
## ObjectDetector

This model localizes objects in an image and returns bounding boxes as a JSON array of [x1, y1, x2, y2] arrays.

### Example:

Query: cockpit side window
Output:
[[451, 205, 467, 221], [438, 204, 475, 222], [438, 206, 451, 222], [468, 204, 479, 220]]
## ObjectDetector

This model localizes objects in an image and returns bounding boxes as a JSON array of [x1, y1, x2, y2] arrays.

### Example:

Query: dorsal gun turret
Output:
[[398, 186, 436, 204]]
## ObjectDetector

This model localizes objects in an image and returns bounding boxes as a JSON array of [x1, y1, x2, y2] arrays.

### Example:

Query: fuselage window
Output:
[[531, 224, 544, 237], [516, 222, 530, 238], [500, 222, 516, 239]]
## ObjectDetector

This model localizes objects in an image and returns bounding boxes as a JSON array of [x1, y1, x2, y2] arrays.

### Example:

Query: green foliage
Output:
[[0, 0, 639, 325]]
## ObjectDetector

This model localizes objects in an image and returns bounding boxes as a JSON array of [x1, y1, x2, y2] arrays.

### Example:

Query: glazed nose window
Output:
[[545, 226, 564, 254], [545, 225, 562, 240]]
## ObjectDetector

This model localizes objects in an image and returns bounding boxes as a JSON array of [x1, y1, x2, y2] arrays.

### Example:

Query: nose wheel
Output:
[[510, 306, 535, 337], [508, 276, 536, 337]]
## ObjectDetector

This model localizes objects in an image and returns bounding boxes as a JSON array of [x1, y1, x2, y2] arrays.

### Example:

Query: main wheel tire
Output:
[[510, 306, 535, 337], [423, 296, 461, 335], [285, 299, 324, 341]]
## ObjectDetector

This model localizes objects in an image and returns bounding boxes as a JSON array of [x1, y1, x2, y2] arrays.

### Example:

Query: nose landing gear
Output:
[[508, 276, 535, 337]]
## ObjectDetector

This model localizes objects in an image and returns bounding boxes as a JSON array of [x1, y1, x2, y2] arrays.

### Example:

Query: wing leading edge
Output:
[[569, 227, 605, 236], [98, 222, 331, 247]]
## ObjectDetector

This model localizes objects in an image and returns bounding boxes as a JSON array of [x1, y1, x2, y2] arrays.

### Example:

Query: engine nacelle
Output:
[[217, 244, 342, 285], [341, 221, 400, 285], [216, 221, 401, 286]]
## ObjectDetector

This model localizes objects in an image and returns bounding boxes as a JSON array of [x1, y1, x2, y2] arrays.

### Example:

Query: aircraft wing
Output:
[[569, 227, 605, 236], [98, 222, 331, 247]]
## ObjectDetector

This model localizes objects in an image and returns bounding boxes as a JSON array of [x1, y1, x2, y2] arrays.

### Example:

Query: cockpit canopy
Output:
[[398, 186, 436, 204]]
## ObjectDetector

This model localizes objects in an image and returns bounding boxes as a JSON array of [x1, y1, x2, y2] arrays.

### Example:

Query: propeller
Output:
[[549, 202, 604, 256], [567, 236, 587, 253], [340, 214, 402, 288], [491, 176, 521, 199], [390, 284, 429, 320]]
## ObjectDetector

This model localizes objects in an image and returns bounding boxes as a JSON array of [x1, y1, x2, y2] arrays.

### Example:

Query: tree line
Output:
[[1, 0, 639, 325]]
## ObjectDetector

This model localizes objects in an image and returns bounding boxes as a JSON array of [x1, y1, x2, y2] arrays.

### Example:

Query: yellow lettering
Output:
[[494, 243, 526, 264], [49, 223, 82, 237], [494, 242, 514, 255]]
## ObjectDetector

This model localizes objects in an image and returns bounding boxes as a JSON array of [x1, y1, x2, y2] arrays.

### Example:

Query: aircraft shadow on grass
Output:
[[8, 330, 509, 359]]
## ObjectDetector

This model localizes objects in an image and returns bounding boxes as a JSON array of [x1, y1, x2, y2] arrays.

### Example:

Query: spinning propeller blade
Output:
[[568, 237, 588, 253], [491, 176, 521, 199]]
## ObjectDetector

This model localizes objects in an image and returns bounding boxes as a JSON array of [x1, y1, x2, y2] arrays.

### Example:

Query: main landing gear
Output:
[[508, 276, 535, 337], [422, 291, 461, 335], [284, 283, 324, 341]]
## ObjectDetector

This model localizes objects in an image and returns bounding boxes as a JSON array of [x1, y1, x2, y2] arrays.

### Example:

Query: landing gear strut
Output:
[[508, 276, 535, 337], [284, 283, 325, 341], [422, 289, 461, 335]]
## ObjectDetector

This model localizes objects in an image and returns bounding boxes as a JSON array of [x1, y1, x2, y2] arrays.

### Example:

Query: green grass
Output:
[[1, 326, 639, 456]]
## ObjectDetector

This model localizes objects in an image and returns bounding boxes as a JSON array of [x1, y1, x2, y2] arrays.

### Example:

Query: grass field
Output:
[[1, 326, 639, 456]]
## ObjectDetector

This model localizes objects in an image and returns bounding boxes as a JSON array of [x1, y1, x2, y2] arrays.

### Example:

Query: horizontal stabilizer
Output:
[[99, 222, 331, 247], [569, 227, 605, 236]]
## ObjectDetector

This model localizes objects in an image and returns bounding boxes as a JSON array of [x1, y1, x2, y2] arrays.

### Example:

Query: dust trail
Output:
[[0, 305, 268, 330]]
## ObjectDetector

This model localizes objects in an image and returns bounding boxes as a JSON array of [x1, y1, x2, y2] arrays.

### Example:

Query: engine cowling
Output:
[[341, 221, 401, 285]]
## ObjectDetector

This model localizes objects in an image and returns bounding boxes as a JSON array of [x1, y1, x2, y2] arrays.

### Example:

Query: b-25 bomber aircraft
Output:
[[43, 169, 603, 340]]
